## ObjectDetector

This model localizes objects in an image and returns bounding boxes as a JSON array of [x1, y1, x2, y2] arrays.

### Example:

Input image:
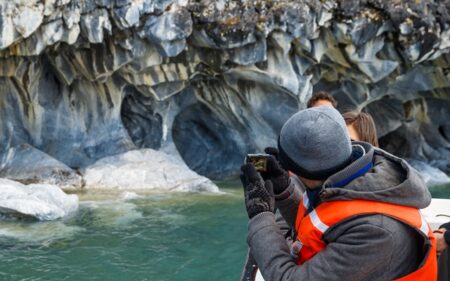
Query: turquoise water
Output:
[[0, 182, 448, 281], [430, 183, 450, 199], [0, 183, 248, 281]]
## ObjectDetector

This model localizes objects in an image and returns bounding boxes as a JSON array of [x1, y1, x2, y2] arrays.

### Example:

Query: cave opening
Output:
[[438, 125, 450, 143], [172, 103, 247, 180], [378, 128, 411, 159], [120, 88, 163, 150]]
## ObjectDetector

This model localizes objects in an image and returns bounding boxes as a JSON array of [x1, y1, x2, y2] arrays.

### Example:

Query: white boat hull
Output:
[[422, 198, 450, 230]]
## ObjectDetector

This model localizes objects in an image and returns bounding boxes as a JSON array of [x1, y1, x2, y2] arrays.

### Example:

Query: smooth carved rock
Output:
[[0, 178, 78, 221], [0, 144, 83, 189], [409, 160, 450, 186], [82, 149, 219, 192], [0, 0, 449, 184]]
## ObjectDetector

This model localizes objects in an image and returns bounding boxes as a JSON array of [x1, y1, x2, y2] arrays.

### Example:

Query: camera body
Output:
[[245, 154, 272, 172]]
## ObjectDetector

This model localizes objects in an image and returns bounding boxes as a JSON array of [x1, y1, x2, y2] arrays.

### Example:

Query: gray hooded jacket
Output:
[[247, 142, 432, 281]]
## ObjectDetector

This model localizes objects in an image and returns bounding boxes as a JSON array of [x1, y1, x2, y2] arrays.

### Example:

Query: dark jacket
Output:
[[441, 222, 450, 245], [247, 142, 432, 281]]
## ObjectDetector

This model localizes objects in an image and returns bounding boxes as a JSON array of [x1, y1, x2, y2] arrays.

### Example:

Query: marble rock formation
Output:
[[0, 144, 84, 189], [82, 149, 218, 192], [408, 160, 450, 186], [0, 0, 449, 184], [0, 178, 79, 220]]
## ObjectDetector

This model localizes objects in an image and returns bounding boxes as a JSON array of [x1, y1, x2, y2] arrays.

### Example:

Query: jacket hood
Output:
[[319, 141, 432, 209]]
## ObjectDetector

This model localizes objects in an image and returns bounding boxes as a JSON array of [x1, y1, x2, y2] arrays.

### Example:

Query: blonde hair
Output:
[[342, 111, 379, 147]]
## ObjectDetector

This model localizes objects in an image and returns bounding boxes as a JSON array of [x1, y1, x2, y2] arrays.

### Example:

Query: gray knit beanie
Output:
[[278, 106, 352, 180]]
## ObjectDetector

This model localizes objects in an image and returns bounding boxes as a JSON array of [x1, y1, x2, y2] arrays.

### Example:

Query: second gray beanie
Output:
[[278, 106, 352, 180]]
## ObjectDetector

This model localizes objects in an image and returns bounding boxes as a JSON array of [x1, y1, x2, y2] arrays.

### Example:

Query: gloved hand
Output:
[[240, 164, 275, 219], [264, 147, 279, 160], [263, 147, 290, 195]]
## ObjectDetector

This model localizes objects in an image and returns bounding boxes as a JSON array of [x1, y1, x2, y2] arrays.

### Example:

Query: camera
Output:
[[245, 154, 272, 172]]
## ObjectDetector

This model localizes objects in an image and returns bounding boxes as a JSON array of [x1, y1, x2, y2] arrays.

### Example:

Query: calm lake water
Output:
[[0, 182, 448, 281]]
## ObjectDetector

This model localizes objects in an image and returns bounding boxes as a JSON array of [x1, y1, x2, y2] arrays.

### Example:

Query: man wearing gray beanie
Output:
[[240, 106, 437, 280]]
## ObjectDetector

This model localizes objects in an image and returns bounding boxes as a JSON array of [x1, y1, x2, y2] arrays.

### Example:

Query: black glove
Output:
[[240, 164, 275, 219], [263, 147, 290, 195], [264, 147, 279, 160]]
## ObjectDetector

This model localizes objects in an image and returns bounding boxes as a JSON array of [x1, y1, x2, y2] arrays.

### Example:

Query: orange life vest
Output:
[[294, 193, 437, 280]]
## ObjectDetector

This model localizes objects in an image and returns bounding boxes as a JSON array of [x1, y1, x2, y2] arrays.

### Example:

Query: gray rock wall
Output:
[[0, 0, 449, 181]]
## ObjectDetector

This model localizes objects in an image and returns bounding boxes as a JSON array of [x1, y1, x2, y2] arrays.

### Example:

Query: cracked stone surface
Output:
[[0, 0, 449, 185]]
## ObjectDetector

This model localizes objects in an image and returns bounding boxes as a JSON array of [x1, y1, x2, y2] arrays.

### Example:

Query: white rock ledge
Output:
[[0, 179, 79, 221], [81, 149, 219, 192], [409, 160, 450, 186]]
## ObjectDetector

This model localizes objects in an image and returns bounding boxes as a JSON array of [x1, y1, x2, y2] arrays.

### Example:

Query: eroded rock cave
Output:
[[0, 0, 449, 183]]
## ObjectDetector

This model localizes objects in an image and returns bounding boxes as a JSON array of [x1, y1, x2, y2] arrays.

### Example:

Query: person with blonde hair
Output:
[[343, 111, 379, 147]]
